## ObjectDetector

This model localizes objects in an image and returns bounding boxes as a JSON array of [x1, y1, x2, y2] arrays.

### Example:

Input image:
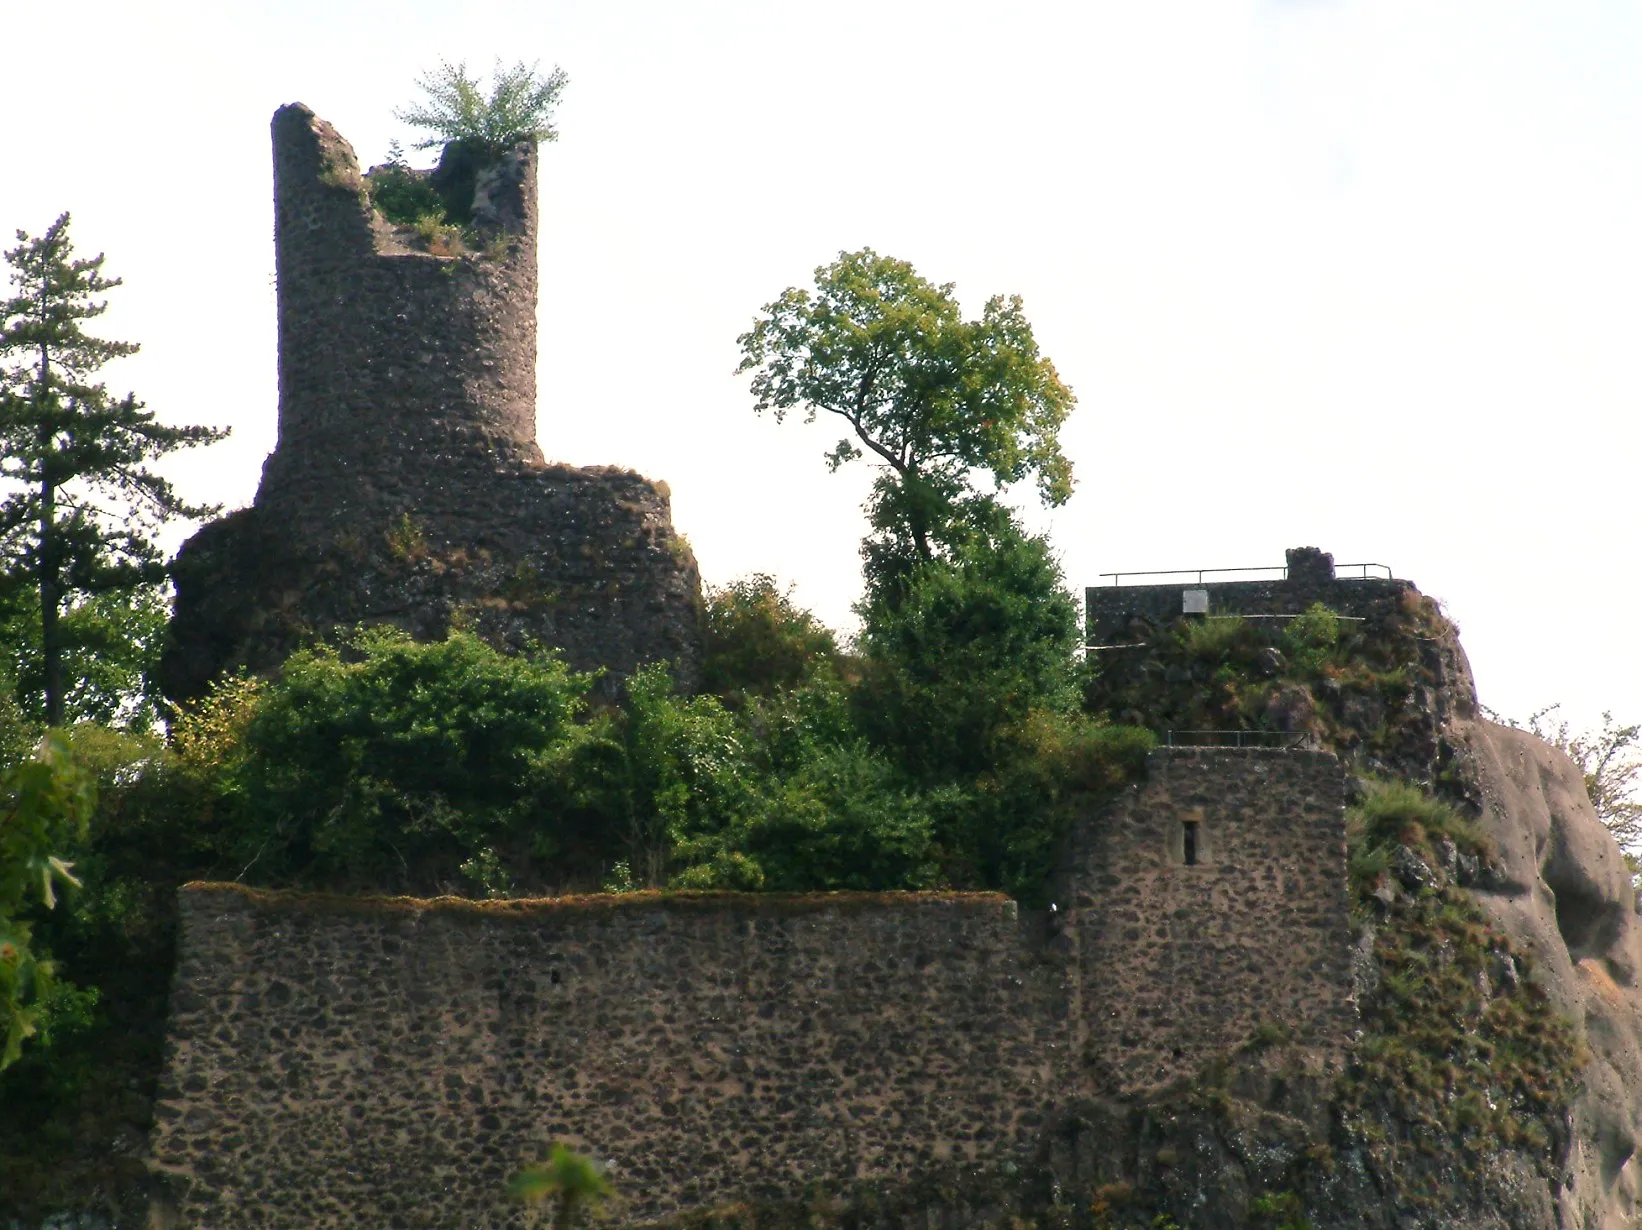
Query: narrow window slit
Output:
[[1182, 821, 1199, 866]]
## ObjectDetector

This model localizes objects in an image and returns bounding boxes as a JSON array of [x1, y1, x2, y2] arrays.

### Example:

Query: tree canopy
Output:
[[737, 248, 1076, 565], [0, 215, 225, 724]]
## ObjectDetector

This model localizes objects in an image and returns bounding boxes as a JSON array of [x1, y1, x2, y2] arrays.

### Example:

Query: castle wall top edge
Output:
[[180, 880, 1018, 919]]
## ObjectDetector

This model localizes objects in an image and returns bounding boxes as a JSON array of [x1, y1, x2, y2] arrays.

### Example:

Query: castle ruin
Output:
[[161, 105, 701, 701], [147, 748, 1355, 1228], [151, 114, 1370, 1224]]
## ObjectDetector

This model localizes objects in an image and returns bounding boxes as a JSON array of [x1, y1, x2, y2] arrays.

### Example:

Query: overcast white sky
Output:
[[2, 0, 1639, 731]]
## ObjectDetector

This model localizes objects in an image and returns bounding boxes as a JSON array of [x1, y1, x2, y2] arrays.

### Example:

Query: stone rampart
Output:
[[149, 887, 1061, 1229], [1068, 748, 1355, 1092], [147, 751, 1358, 1227]]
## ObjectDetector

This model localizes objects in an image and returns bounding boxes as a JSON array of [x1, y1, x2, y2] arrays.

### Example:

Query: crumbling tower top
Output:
[[262, 103, 543, 513]]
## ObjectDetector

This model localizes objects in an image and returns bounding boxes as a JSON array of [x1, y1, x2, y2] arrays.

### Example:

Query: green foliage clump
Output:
[[0, 583, 169, 731], [701, 574, 841, 706], [365, 147, 477, 255], [1246, 1191, 1311, 1230], [1180, 614, 1254, 662], [0, 734, 97, 1071], [1280, 603, 1340, 673], [1350, 778, 1488, 863], [225, 627, 587, 892], [855, 525, 1081, 782], [674, 739, 940, 893], [568, 663, 751, 889], [509, 1142, 611, 1230], [366, 141, 447, 228], [396, 59, 570, 155]]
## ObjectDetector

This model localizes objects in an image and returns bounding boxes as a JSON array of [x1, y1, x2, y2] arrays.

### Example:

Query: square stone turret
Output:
[[161, 105, 701, 699]]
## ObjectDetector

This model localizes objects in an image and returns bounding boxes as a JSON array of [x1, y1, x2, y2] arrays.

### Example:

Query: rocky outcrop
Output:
[[1465, 718, 1642, 1228]]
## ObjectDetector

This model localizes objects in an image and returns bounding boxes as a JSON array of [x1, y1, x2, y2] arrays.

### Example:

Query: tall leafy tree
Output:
[[737, 247, 1076, 571], [0, 214, 225, 724]]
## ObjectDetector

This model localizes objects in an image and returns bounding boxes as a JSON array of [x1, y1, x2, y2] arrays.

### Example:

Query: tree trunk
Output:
[[36, 321, 63, 727], [39, 469, 62, 727]]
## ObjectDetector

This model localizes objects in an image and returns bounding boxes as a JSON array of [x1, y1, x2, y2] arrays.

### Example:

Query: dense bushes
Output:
[[52, 577, 1136, 904], [224, 629, 587, 891]]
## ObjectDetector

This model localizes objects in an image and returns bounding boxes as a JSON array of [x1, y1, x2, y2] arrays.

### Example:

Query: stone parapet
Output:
[[1086, 546, 1411, 644]]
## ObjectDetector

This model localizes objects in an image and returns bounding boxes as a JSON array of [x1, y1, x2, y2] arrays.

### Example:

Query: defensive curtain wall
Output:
[[147, 748, 1355, 1228], [160, 105, 702, 703]]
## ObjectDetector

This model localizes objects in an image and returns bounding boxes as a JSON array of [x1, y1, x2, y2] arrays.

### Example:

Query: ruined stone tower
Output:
[[162, 105, 701, 699]]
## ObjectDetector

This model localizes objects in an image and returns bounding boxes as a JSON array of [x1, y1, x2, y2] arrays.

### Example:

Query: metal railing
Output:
[[1094, 562, 1393, 586], [1163, 730, 1305, 749]]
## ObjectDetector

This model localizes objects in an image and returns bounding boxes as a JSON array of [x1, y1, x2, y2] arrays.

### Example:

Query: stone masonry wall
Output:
[[1085, 547, 1412, 645], [265, 103, 542, 498], [149, 887, 1063, 1230], [1068, 748, 1356, 1093], [146, 751, 1360, 1226], [161, 106, 701, 700]]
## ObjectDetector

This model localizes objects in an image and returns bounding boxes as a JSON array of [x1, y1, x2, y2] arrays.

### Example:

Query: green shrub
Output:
[[1180, 614, 1251, 661], [1350, 778, 1487, 860], [0, 733, 98, 1070], [673, 741, 939, 892], [396, 59, 569, 155], [854, 526, 1080, 782], [566, 663, 755, 888], [366, 146, 447, 228], [1282, 603, 1341, 674], [1058, 720, 1157, 792], [701, 574, 841, 706], [227, 628, 590, 892]]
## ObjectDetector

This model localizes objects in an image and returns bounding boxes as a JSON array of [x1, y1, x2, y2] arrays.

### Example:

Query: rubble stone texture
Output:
[[1069, 747, 1357, 1091], [160, 105, 701, 702]]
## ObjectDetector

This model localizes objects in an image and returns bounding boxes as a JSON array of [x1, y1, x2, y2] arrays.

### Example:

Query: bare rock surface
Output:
[[1464, 717, 1642, 1228]]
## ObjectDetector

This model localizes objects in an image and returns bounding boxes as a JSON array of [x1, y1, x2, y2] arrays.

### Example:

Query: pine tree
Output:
[[0, 213, 227, 725]]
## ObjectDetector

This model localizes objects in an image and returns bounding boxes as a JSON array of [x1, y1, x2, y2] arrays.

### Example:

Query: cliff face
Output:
[[1371, 594, 1642, 1226], [1465, 718, 1642, 1228]]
